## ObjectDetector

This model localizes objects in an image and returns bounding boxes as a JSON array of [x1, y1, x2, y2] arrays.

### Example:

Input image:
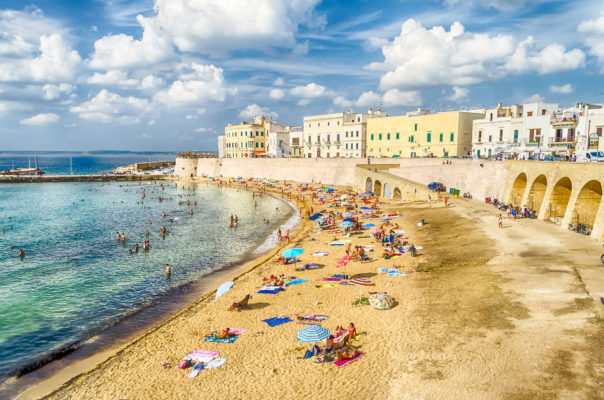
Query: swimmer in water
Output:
[[165, 264, 171, 276], [116, 232, 121, 241], [18, 249, 25, 258], [189, 209, 193, 215], [146, 229, 150, 237], [134, 243, 139, 253]]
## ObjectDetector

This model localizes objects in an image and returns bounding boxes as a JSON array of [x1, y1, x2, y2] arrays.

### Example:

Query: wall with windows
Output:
[[366, 111, 483, 158], [223, 122, 266, 158]]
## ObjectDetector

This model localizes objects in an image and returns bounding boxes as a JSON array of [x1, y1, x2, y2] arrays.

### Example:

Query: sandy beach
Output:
[[29, 178, 604, 400]]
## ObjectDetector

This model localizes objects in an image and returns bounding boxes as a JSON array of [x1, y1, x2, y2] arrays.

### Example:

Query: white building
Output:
[[472, 103, 523, 158], [303, 109, 387, 158], [289, 127, 304, 157]]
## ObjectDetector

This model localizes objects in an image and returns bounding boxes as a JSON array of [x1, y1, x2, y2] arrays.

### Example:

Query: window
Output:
[[499, 129, 503, 142], [513, 130, 519, 143], [567, 128, 575, 142], [317, 135, 320, 143], [527, 111, 533, 117], [345, 131, 348, 137], [450, 133, 454, 142], [541, 109, 546, 116], [261, 131, 264, 136], [490, 113, 493, 121], [488, 135, 492, 142], [414, 123, 417, 131], [345, 143, 348, 149], [327, 135, 331, 142], [318, 122, 320, 127], [356, 143, 359, 149], [379, 133, 382, 140], [357, 117, 360, 122], [356, 131, 359, 137], [327, 122, 330, 126], [555, 128, 563, 142], [336, 134, 340, 142], [387, 133, 391, 140], [396, 133, 400, 139], [371, 134, 374, 140], [478, 131, 482, 142], [409, 135, 414, 143], [427, 132, 431, 142], [439, 133, 443, 142], [598, 127, 603, 137]]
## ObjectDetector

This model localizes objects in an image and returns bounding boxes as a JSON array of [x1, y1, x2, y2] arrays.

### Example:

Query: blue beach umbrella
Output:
[[308, 213, 323, 221], [339, 221, 354, 228], [297, 325, 330, 343], [342, 217, 355, 222], [282, 248, 304, 258]]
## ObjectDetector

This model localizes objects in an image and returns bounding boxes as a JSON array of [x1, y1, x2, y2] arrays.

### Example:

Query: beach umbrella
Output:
[[342, 217, 355, 222], [368, 293, 394, 310], [341, 201, 350, 206], [350, 277, 375, 287], [363, 223, 375, 228], [368, 226, 383, 235], [297, 325, 330, 343], [216, 281, 234, 298], [363, 200, 372, 204], [308, 213, 323, 221], [340, 194, 349, 200], [336, 255, 352, 268], [342, 212, 354, 218], [339, 221, 354, 228], [282, 248, 304, 258]]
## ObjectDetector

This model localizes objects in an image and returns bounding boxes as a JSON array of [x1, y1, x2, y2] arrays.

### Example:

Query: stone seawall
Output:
[[0, 175, 168, 183]]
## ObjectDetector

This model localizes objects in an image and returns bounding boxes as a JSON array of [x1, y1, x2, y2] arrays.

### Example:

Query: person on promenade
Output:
[[235, 215, 238, 225], [498, 214, 503, 228]]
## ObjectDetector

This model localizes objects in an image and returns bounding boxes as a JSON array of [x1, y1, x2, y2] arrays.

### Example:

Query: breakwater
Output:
[[0, 174, 168, 183]]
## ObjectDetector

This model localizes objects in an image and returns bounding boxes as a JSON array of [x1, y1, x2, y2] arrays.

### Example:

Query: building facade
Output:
[[303, 109, 387, 158], [289, 127, 304, 157], [366, 111, 484, 158], [217, 135, 225, 158], [223, 116, 267, 158]]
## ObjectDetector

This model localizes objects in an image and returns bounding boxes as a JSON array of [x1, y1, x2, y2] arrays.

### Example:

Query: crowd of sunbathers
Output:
[[309, 322, 361, 363]]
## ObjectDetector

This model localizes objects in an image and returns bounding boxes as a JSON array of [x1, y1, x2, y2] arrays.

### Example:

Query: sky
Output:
[[0, 0, 603, 152]]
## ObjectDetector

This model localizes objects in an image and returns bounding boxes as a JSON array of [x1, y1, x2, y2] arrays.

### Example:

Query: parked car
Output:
[[427, 182, 446, 192], [575, 151, 604, 162]]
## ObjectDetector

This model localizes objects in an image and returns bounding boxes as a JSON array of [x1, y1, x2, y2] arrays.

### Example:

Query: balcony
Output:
[[549, 138, 576, 146], [523, 138, 541, 146]]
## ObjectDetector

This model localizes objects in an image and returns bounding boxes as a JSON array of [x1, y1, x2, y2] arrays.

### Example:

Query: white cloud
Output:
[[292, 40, 309, 56], [447, 86, 469, 102], [297, 99, 311, 106], [154, 63, 228, 107], [70, 89, 150, 125], [88, 15, 174, 70], [333, 96, 352, 108], [274, 77, 285, 86], [269, 88, 285, 100], [152, 0, 323, 56], [20, 113, 60, 125], [369, 19, 585, 91], [549, 84, 573, 94], [382, 89, 421, 107], [42, 83, 75, 100], [523, 93, 544, 103], [195, 127, 212, 133], [139, 74, 165, 90], [355, 91, 382, 108], [87, 70, 138, 86], [444, 0, 528, 12], [578, 12, 604, 72], [185, 114, 197, 120], [148, 119, 156, 126], [239, 103, 278, 119], [138, 133, 152, 139], [290, 82, 329, 98], [362, 37, 389, 52]]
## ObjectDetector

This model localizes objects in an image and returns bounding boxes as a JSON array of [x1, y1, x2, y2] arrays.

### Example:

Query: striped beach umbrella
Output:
[[368, 226, 383, 235], [339, 221, 354, 228], [368, 293, 394, 310], [350, 277, 375, 286], [297, 325, 330, 342]]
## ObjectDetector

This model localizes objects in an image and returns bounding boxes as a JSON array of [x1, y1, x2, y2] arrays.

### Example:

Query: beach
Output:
[[24, 178, 604, 399]]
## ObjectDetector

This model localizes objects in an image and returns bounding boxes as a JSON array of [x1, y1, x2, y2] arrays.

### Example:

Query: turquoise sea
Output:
[[0, 181, 296, 381]]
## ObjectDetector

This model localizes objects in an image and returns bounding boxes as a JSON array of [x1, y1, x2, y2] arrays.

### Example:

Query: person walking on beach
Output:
[[277, 228, 282, 241], [285, 229, 290, 243], [444, 195, 449, 207], [498, 214, 503, 228]]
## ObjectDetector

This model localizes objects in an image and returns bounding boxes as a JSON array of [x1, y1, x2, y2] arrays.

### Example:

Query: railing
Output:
[[523, 138, 540, 146]]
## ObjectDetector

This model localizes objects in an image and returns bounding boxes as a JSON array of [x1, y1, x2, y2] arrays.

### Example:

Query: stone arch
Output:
[[546, 177, 572, 223], [570, 180, 602, 231], [365, 177, 373, 192], [527, 174, 547, 212], [510, 172, 527, 204], [374, 180, 382, 197], [393, 187, 401, 199], [383, 183, 392, 198]]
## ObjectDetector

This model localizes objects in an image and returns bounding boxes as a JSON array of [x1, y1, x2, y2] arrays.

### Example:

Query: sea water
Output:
[[0, 181, 295, 380]]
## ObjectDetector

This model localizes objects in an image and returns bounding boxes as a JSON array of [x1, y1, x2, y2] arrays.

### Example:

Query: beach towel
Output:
[[320, 283, 338, 288], [187, 370, 200, 378], [415, 246, 423, 250], [205, 358, 226, 369], [379, 268, 398, 274], [258, 288, 281, 294], [300, 263, 320, 270], [285, 279, 308, 286], [313, 252, 329, 256], [186, 350, 220, 364], [333, 274, 350, 279], [388, 272, 407, 277], [262, 317, 292, 327], [339, 281, 354, 285], [333, 353, 363, 367], [225, 328, 245, 335], [302, 314, 328, 321], [204, 336, 238, 343], [394, 230, 406, 234], [330, 242, 345, 246], [323, 277, 341, 281]]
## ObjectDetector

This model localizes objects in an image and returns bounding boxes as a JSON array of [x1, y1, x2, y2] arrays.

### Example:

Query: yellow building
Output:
[[366, 111, 484, 158], [223, 116, 267, 158]]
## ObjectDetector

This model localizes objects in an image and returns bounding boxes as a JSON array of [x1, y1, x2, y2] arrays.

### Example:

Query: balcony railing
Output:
[[523, 138, 541, 146]]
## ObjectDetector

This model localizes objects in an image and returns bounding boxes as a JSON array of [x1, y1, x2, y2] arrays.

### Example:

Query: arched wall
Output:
[[510, 173, 527, 204], [383, 183, 392, 198], [527, 174, 547, 212], [374, 180, 382, 197], [571, 180, 602, 230], [393, 187, 401, 199], [366, 177, 373, 192], [546, 177, 572, 223]]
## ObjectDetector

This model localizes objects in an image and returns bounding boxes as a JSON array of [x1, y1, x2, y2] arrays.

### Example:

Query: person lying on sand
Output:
[[228, 294, 251, 311], [335, 346, 360, 361], [206, 328, 234, 340]]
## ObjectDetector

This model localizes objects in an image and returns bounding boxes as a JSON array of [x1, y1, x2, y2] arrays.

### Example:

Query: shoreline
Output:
[[4, 178, 307, 400]]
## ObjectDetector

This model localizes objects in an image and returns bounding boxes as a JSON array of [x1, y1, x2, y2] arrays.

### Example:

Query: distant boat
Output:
[[0, 155, 45, 176]]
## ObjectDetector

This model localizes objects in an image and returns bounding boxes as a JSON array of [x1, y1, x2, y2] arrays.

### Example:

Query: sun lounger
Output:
[[262, 317, 292, 327]]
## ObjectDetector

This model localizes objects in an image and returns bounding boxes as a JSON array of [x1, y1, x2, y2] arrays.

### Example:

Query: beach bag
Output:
[[304, 350, 313, 359]]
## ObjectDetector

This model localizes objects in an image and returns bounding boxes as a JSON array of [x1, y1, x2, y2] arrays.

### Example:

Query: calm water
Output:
[[0, 151, 178, 176], [0, 181, 295, 379]]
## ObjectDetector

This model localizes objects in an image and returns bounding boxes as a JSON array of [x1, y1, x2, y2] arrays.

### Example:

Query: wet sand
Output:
[[23, 180, 604, 399]]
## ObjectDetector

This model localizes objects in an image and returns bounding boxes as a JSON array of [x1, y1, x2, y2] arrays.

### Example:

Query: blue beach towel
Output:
[[204, 336, 238, 343], [257, 288, 282, 294], [387, 272, 407, 277], [378, 268, 398, 274], [285, 279, 308, 286], [262, 317, 292, 327]]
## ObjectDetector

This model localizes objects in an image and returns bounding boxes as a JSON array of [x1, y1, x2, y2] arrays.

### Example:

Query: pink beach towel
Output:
[[224, 328, 245, 335], [187, 349, 220, 363], [333, 353, 362, 367]]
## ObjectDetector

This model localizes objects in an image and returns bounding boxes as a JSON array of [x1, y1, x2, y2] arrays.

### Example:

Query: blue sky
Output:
[[0, 0, 603, 151]]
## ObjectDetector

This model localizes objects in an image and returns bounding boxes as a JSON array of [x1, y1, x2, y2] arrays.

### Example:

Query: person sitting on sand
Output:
[[335, 346, 360, 362], [206, 328, 234, 340], [382, 248, 394, 259], [228, 294, 251, 311]]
